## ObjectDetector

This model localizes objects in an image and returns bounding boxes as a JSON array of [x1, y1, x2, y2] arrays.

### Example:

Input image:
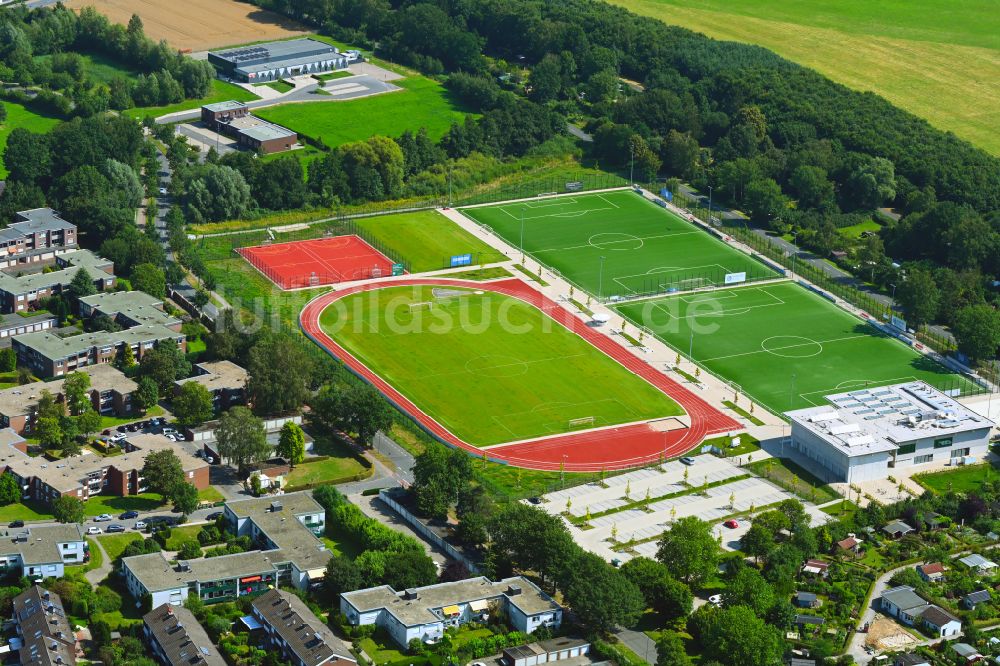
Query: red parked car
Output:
[[723, 519, 740, 529]]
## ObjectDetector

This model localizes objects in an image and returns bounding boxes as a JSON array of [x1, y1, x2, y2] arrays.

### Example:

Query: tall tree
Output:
[[896, 267, 940, 327], [563, 551, 644, 634], [215, 406, 269, 470], [247, 334, 312, 414], [52, 495, 85, 524], [952, 304, 1000, 363], [62, 371, 91, 416], [657, 517, 719, 588], [172, 382, 214, 427], [275, 422, 306, 466], [141, 449, 184, 495]]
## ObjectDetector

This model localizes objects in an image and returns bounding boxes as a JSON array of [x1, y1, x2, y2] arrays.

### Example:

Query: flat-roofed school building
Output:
[[208, 38, 349, 83], [201, 101, 297, 154], [785, 382, 995, 483]]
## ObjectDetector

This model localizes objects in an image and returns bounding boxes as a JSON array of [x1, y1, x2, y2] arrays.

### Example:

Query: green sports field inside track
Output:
[[320, 285, 682, 446], [615, 282, 979, 414], [460, 190, 779, 298]]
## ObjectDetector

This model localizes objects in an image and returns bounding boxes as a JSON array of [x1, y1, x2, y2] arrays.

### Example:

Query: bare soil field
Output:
[[66, 0, 309, 52]]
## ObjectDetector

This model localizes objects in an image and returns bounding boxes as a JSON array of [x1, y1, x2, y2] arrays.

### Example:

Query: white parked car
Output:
[[86, 527, 102, 535], [158, 187, 168, 195], [94, 513, 112, 522], [134, 521, 147, 530]]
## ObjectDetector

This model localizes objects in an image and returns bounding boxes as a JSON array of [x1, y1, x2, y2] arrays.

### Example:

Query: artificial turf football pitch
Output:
[[320, 285, 683, 446], [615, 282, 979, 414], [460, 190, 779, 298]]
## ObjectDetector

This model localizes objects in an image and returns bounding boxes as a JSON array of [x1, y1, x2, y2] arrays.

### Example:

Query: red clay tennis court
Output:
[[237, 236, 397, 290]]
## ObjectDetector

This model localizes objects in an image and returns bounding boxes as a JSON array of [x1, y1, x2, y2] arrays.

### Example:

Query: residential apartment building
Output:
[[0, 311, 58, 343], [14, 324, 185, 378], [143, 603, 226, 666], [175, 360, 248, 410], [251, 589, 355, 666], [121, 493, 332, 607], [12, 585, 77, 666], [78, 290, 182, 331], [0, 364, 138, 435], [785, 382, 994, 483], [0, 525, 87, 578], [0, 208, 77, 270], [341, 577, 563, 648], [0, 249, 115, 313], [0, 431, 208, 503]]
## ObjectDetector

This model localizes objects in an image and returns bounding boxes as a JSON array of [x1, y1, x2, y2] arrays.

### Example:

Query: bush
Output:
[[178, 541, 202, 560], [93, 586, 122, 614]]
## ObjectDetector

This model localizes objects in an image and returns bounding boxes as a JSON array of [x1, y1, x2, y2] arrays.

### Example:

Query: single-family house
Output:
[[920, 511, 949, 531], [836, 536, 862, 556], [952, 642, 982, 662], [801, 559, 830, 577], [793, 615, 825, 630], [920, 605, 961, 638], [880, 586, 929, 625], [959, 553, 998, 574], [963, 589, 992, 610], [795, 592, 819, 609], [917, 562, 945, 583], [882, 520, 915, 539], [894, 654, 931, 666]]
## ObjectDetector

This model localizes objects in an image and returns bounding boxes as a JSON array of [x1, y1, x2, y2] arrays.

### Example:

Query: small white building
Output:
[[340, 577, 562, 648], [0, 525, 87, 578], [785, 382, 994, 483]]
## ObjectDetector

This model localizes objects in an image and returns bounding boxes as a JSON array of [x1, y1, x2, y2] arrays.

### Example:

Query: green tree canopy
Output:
[[172, 381, 214, 427], [52, 495, 85, 524], [215, 406, 269, 470], [275, 422, 306, 466], [656, 516, 719, 588]]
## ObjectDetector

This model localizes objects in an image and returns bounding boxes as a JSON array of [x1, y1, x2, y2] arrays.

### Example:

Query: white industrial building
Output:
[[785, 382, 994, 483]]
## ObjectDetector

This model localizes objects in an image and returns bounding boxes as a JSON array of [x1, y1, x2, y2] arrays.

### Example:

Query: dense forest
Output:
[[244, 0, 1000, 357]]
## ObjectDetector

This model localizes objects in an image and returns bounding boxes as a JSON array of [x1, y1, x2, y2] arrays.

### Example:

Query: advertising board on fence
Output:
[[890, 314, 908, 332], [450, 253, 473, 268], [724, 272, 747, 285]]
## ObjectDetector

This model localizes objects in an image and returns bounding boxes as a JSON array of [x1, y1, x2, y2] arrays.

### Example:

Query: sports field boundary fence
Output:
[[655, 184, 996, 399]]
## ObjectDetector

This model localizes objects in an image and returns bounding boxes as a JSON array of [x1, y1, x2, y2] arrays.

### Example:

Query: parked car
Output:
[[86, 527, 102, 535], [723, 519, 739, 529], [116, 425, 128, 433], [133, 521, 147, 530], [120, 510, 139, 520], [206, 512, 222, 521], [8, 520, 24, 528], [680, 456, 696, 466], [106, 524, 125, 533], [158, 187, 168, 196], [94, 514, 112, 522]]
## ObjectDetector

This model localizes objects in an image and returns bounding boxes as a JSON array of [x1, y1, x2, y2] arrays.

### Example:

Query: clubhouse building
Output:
[[201, 101, 297, 155], [785, 382, 994, 483]]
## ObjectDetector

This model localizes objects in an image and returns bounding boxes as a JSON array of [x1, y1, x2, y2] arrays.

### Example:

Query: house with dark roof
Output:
[[11, 585, 77, 666], [952, 642, 982, 662], [962, 589, 992, 610], [794, 592, 819, 608], [801, 559, 830, 577], [920, 605, 961, 638], [251, 589, 355, 666], [835, 535, 862, 556], [882, 520, 915, 539], [143, 603, 226, 666]]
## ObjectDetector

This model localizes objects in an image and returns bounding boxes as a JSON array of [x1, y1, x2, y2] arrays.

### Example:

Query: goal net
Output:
[[568, 416, 595, 429], [308, 272, 320, 287]]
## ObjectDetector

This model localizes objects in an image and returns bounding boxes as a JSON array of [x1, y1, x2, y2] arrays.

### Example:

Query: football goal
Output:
[[568, 416, 596, 429]]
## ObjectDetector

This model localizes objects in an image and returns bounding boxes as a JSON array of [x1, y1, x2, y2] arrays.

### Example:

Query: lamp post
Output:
[[598, 255, 606, 299], [707, 185, 714, 224]]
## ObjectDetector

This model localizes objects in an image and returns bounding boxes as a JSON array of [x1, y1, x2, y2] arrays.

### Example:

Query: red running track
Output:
[[300, 278, 740, 471], [238, 236, 395, 290]]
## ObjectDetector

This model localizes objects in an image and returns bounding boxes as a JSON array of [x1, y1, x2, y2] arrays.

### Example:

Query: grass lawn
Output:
[[748, 457, 840, 504], [99, 405, 164, 430], [616, 282, 978, 414], [461, 190, 777, 298], [322, 285, 682, 446], [354, 210, 505, 273], [315, 71, 354, 82], [0, 101, 62, 178], [0, 500, 54, 523], [915, 463, 1000, 494], [96, 532, 143, 561], [323, 525, 364, 560], [822, 499, 860, 518], [446, 267, 513, 281], [84, 493, 165, 517], [128, 79, 258, 120], [285, 445, 368, 489], [67, 537, 104, 573], [259, 80, 294, 94], [198, 486, 226, 503], [837, 219, 882, 240], [607, 0, 1000, 155], [162, 524, 205, 551], [255, 76, 473, 149]]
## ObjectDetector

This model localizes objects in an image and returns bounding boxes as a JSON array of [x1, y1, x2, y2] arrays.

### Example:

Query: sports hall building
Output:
[[785, 381, 994, 483], [208, 38, 350, 83]]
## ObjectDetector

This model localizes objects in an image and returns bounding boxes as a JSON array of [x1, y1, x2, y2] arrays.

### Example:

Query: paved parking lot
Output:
[[536, 455, 832, 562], [320, 74, 400, 99]]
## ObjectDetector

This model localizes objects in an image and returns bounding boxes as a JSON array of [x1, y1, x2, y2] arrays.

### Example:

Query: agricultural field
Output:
[[255, 77, 472, 149], [354, 210, 506, 273], [615, 282, 978, 414], [608, 0, 1000, 154], [0, 101, 62, 179], [320, 285, 683, 446], [64, 0, 309, 52], [461, 190, 777, 297]]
